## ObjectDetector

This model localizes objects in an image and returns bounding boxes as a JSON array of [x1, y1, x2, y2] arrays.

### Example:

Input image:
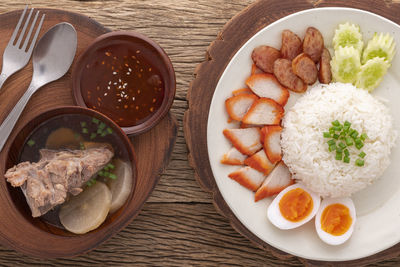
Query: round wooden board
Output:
[[184, 0, 400, 265], [0, 8, 177, 258]]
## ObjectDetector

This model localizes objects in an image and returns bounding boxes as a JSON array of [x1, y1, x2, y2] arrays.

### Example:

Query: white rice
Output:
[[281, 82, 397, 198]]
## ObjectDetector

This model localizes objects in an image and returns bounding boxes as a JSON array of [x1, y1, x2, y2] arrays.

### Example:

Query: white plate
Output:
[[207, 7, 400, 261]]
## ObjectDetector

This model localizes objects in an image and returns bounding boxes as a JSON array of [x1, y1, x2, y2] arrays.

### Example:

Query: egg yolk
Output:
[[279, 188, 313, 222], [321, 203, 352, 236]]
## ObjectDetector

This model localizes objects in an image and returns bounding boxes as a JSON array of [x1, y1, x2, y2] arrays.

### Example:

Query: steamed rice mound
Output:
[[281, 82, 397, 198]]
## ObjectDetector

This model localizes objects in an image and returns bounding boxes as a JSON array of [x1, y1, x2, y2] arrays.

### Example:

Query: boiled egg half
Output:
[[267, 183, 320, 229], [315, 197, 356, 245]]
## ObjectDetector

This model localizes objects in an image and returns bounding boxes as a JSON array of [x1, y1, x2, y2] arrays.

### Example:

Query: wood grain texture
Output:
[[0, 0, 397, 266]]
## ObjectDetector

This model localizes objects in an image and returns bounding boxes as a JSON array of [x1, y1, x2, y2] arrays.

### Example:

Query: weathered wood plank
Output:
[[0, 0, 398, 266]]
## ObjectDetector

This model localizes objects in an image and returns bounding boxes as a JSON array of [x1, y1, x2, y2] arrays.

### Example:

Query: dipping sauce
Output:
[[81, 43, 165, 127]]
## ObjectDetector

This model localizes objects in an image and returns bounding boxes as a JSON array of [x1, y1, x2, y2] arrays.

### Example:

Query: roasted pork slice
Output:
[[225, 94, 258, 121], [5, 146, 114, 217], [242, 98, 284, 125], [232, 88, 253, 96], [221, 147, 247, 165], [246, 73, 290, 106], [228, 166, 266, 191], [244, 149, 275, 175], [223, 128, 262, 156], [254, 161, 294, 202], [261, 126, 283, 164]]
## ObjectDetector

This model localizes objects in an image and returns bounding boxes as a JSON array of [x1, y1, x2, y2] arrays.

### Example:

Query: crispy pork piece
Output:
[[225, 94, 258, 121], [251, 45, 281, 73], [246, 73, 290, 106], [223, 128, 262, 156], [281, 30, 302, 60], [244, 149, 276, 175], [232, 88, 253, 96], [292, 53, 318, 85], [318, 48, 332, 84], [261, 125, 282, 164], [242, 98, 284, 125], [228, 166, 266, 191], [254, 161, 294, 202], [5, 146, 114, 217], [273, 58, 307, 93], [303, 27, 324, 62], [221, 147, 247, 165]]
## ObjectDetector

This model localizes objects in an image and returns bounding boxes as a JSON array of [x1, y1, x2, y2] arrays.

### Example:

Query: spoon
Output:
[[0, 22, 77, 151]]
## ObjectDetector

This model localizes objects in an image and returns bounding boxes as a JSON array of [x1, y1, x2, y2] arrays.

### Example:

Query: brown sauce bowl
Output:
[[72, 31, 175, 135], [1, 106, 137, 257]]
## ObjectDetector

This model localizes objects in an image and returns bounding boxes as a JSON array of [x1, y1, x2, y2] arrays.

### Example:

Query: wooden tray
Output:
[[0, 9, 177, 257], [184, 0, 400, 265]]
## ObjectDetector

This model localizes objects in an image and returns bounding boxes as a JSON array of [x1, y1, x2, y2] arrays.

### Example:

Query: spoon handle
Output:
[[0, 73, 8, 90], [0, 84, 37, 151]]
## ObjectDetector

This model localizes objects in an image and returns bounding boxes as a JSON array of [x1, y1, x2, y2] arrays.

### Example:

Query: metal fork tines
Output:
[[0, 6, 45, 90]]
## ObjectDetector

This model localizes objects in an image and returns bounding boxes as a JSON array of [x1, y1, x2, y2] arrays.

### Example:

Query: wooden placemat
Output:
[[0, 8, 177, 258], [184, 0, 400, 265]]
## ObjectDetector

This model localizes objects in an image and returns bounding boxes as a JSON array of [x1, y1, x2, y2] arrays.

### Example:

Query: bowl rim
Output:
[[1, 105, 139, 256], [71, 30, 176, 136]]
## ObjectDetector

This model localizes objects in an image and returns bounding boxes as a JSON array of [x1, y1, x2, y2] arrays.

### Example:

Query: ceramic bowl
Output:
[[72, 31, 176, 135]]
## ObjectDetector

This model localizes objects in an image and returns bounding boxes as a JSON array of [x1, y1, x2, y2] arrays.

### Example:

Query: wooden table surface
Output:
[[0, 0, 399, 266]]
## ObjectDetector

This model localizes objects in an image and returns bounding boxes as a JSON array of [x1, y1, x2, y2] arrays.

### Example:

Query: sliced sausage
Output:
[[303, 27, 324, 62], [318, 48, 332, 84], [251, 46, 281, 73], [281, 30, 302, 60], [273, 58, 307, 93], [292, 53, 318, 85]]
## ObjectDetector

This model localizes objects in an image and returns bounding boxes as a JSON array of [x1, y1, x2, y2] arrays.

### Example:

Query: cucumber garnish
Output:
[[362, 32, 396, 64], [355, 57, 389, 91], [331, 46, 361, 84], [333, 22, 364, 54]]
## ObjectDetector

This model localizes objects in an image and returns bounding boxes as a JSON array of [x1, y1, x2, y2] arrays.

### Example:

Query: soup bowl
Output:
[[0, 106, 137, 257]]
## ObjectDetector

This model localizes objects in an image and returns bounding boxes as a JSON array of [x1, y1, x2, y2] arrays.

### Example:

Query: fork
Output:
[[0, 6, 45, 90]]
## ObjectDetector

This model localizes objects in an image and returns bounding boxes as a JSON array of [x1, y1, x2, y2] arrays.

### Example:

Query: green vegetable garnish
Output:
[[92, 118, 99, 124], [355, 159, 365, 166], [325, 120, 368, 165], [107, 163, 115, 170], [90, 133, 97, 140], [27, 139, 35, 147], [355, 142, 364, 150], [82, 128, 88, 134], [109, 173, 117, 180], [106, 127, 113, 134], [98, 122, 106, 130], [323, 132, 331, 138], [345, 137, 353, 146], [338, 142, 346, 149], [329, 144, 336, 152], [360, 133, 368, 141], [80, 122, 87, 127], [100, 132, 107, 137]]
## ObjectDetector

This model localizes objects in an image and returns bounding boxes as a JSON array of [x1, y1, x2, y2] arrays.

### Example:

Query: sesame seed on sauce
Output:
[[81, 45, 165, 127]]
